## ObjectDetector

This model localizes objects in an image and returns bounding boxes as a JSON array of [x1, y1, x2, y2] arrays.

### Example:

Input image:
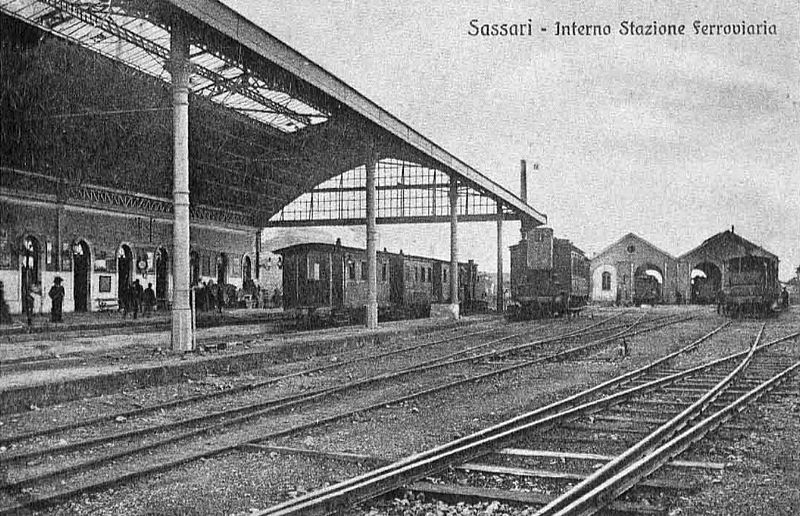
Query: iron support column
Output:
[[365, 154, 378, 328], [496, 205, 504, 312], [170, 20, 192, 351], [449, 178, 460, 318]]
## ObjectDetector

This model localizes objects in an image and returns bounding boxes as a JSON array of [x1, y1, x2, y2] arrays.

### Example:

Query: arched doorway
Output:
[[21, 236, 41, 312], [633, 263, 663, 305], [117, 244, 133, 298], [690, 262, 722, 304], [242, 255, 252, 284], [217, 253, 228, 285], [72, 240, 91, 312], [155, 247, 169, 310], [190, 251, 200, 286]]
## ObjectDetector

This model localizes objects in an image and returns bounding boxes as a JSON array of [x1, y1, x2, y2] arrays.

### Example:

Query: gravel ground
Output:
[[5, 306, 797, 515]]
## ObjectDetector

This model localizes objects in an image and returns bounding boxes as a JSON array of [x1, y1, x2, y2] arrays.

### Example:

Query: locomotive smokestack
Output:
[[520, 159, 528, 204]]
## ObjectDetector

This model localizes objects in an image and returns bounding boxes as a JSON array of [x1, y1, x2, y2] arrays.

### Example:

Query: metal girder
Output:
[[267, 158, 519, 227], [2, 0, 548, 228], [17, 0, 321, 132]]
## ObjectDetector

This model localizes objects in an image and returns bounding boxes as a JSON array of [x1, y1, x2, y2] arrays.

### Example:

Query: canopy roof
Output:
[[1, 0, 546, 228]]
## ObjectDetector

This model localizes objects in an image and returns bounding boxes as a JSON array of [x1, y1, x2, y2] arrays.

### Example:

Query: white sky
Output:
[[227, 1, 800, 280]]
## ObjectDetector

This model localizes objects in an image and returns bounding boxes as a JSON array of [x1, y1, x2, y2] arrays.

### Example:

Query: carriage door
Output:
[[21, 236, 41, 307]]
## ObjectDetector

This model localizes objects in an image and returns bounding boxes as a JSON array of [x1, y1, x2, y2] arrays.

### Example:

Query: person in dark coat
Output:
[[120, 284, 130, 318], [143, 283, 156, 316], [23, 283, 34, 327], [48, 276, 65, 323], [131, 279, 143, 319], [0, 281, 12, 324]]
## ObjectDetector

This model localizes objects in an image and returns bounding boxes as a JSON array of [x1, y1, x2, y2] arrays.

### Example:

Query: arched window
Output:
[[601, 271, 611, 291]]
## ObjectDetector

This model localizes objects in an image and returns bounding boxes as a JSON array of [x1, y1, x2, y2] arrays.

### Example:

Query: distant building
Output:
[[678, 228, 778, 305], [589, 233, 679, 305]]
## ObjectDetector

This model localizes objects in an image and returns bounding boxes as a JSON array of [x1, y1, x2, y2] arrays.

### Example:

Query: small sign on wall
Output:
[[99, 275, 112, 293]]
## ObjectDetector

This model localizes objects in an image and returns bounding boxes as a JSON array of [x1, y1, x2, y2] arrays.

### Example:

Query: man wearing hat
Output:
[[48, 277, 65, 323]]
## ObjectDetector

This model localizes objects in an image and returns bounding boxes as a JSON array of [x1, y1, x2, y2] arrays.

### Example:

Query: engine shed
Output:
[[678, 228, 779, 306], [590, 233, 679, 306]]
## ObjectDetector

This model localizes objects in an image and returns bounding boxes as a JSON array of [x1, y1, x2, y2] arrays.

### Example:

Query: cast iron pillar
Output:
[[365, 153, 378, 328], [170, 20, 192, 351], [449, 178, 460, 318], [496, 204, 504, 312]]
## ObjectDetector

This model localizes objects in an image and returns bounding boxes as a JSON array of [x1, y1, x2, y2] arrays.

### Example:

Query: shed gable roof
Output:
[[679, 230, 777, 262], [593, 233, 677, 262]]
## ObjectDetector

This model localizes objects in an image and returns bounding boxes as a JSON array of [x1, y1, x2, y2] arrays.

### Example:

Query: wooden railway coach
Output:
[[509, 227, 590, 319], [274, 240, 478, 320]]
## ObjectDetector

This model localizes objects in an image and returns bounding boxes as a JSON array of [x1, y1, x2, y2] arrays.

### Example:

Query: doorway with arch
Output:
[[117, 244, 133, 300], [72, 239, 91, 312], [155, 247, 169, 310]]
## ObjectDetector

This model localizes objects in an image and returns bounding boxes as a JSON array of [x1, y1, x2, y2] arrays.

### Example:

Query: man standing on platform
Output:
[[131, 279, 144, 319], [48, 276, 65, 323], [143, 283, 156, 317]]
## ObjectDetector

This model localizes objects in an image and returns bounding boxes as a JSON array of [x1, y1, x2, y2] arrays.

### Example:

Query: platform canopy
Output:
[[1, 0, 546, 229]]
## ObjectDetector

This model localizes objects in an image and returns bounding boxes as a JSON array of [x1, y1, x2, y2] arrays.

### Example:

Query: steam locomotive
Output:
[[722, 255, 780, 317], [507, 227, 590, 319]]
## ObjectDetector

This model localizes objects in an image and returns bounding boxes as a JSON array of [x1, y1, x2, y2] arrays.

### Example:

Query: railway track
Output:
[[254, 323, 799, 516], [0, 313, 497, 375], [0, 312, 690, 514]]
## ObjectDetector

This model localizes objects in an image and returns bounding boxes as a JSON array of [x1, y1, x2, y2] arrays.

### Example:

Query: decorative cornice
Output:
[[1, 167, 256, 229]]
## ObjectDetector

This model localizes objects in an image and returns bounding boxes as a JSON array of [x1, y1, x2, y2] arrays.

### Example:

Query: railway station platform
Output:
[[0, 312, 493, 414]]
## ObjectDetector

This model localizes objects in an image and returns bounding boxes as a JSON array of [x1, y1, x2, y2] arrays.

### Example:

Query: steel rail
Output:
[[556, 358, 800, 516], [256, 321, 746, 516], [0, 322, 507, 446], [0, 315, 630, 510], [1, 317, 615, 464], [536, 323, 766, 515]]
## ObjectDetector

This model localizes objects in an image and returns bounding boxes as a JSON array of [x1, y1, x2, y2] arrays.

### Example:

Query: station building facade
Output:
[[0, 189, 257, 315]]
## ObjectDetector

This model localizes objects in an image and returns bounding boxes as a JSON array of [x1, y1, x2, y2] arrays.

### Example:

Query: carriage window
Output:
[[381, 262, 387, 282], [348, 261, 356, 280], [421, 267, 426, 282], [602, 272, 611, 291], [415, 266, 419, 282], [443, 269, 448, 283], [308, 262, 320, 281], [428, 267, 433, 283], [361, 261, 368, 280]]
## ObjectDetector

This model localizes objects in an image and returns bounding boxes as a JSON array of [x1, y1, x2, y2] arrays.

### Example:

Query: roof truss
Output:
[[268, 158, 518, 227]]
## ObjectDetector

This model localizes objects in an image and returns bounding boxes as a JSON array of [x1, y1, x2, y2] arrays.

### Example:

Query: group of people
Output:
[[119, 279, 157, 319]]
